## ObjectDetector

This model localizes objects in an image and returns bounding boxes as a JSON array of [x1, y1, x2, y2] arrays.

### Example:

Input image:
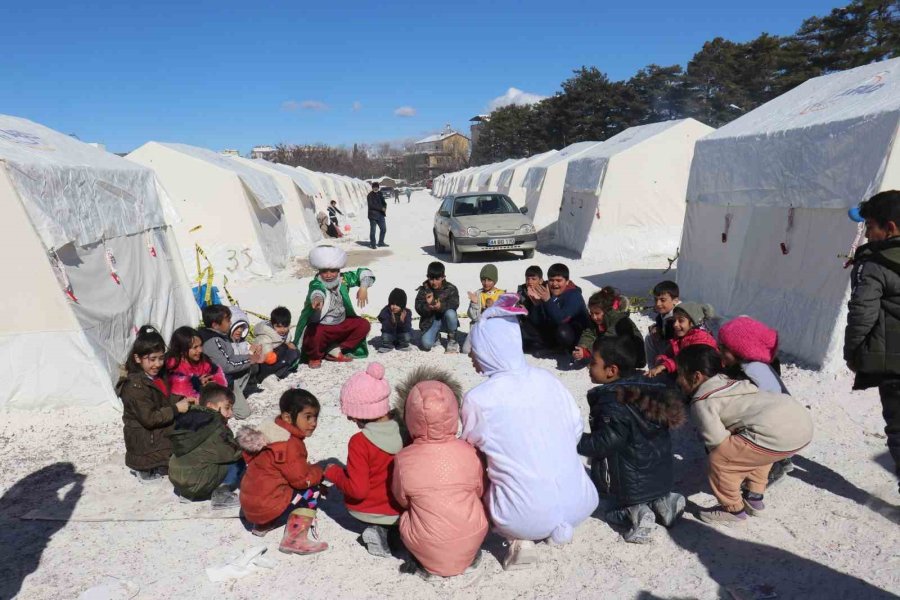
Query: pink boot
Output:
[[279, 508, 328, 554]]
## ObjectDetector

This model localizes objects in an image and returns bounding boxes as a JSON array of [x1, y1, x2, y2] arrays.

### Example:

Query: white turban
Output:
[[309, 245, 347, 270]]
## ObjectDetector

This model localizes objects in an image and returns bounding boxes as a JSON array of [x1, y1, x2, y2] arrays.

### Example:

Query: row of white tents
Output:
[[435, 56, 900, 370], [434, 119, 714, 267], [0, 117, 369, 409]]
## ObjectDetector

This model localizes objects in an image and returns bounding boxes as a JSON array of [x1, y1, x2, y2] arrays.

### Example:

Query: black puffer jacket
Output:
[[577, 375, 674, 506], [414, 280, 460, 331], [845, 236, 900, 388]]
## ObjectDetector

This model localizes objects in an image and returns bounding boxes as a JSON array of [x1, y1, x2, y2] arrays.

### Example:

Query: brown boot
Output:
[[279, 508, 328, 554]]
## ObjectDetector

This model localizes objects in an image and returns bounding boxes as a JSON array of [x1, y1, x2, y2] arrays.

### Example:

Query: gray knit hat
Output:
[[479, 263, 498, 283], [674, 302, 715, 327]]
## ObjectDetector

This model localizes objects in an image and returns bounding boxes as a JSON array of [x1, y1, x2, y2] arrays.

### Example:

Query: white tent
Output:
[[0, 115, 198, 409], [495, 150, 558, 207], [521, 141, 604, 239], [678, 57, 900, 369], [128, 142, 291, 280], [476, 158, 526, 191], [556, 118, 714, 263], [231, 157, 322, 253]]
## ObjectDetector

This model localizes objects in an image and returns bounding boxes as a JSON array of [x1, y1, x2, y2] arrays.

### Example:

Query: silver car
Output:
[[433, 193, 537, 263]]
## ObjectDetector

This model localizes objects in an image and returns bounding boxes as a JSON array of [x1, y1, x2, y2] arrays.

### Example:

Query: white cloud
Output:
[[352, 101, 363, 112], [300, 100, 329, 111], [487, 87, 547, 111], [282, 99, 330, 112], [394, 106, 417, 118]]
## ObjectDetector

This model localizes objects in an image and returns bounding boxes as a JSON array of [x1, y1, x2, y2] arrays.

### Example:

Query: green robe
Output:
[[293, 268, 375, 359]]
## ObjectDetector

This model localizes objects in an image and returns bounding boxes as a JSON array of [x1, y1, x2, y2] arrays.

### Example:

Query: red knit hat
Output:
[[718, 316, 778, 363], [339, 362, 391, 420]]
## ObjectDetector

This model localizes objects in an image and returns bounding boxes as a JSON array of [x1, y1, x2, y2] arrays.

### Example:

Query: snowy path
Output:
[[1, 191, 898, 599]]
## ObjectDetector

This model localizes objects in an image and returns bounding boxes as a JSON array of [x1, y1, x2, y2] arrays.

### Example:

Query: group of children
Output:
[[112, 189, 900, 579]]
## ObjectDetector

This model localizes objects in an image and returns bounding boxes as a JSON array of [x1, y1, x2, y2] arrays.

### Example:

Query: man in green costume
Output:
[[293, 245, 375, 369]]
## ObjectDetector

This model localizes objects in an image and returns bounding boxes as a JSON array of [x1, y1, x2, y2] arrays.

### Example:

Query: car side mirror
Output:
[[519, 206, 528, 214], [439, 210, 450, 217]]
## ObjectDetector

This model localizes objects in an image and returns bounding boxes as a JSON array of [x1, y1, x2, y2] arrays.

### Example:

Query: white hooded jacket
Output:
[[461, 302, 598, 543]]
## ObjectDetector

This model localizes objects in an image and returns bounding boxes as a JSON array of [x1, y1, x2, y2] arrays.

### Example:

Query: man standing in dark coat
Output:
[[367, 182, 388, 249]]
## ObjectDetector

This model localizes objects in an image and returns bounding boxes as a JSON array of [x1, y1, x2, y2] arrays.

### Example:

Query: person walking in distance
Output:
[[367, 183, 388, 249]]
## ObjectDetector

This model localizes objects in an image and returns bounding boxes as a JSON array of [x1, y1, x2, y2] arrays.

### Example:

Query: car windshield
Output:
[[452, 195, 518, 217]]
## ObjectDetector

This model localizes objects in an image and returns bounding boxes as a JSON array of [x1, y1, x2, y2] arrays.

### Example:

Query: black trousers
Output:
[[520, 318, 579, 353], [877, 380, 900, 480]]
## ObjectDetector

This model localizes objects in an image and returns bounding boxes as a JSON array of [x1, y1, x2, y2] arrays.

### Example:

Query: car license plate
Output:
[[488, 238, 515, 247]]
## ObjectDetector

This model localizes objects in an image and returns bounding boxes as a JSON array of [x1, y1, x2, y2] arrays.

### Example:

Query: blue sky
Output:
[[1, 0, 841, 153]]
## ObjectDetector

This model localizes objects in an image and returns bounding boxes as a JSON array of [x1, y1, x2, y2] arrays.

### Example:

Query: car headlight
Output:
[[466, 226, 481, 237], [518, 223, 536, 234]]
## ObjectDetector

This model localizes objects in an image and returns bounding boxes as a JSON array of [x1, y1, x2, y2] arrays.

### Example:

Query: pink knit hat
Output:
[[718, 316, 778, 363], [339, 362, 391, 420]]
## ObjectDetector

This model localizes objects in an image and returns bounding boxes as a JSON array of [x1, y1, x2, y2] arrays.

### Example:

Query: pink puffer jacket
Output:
[[391, 368, 488, 577]]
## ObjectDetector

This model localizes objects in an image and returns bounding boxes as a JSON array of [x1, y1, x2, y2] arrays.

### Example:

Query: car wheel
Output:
[[450, 236, 463, 263], [433, 230, 443, 254], [522, 248, 535, 259]]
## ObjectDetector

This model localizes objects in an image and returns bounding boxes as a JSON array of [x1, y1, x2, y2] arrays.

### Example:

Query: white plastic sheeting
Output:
[[678, 57, 900, 370], [0, 116, 198, 409], [495, 150, 558, 206], [557, 118, 714, 265], [0, 115, 167, 249]]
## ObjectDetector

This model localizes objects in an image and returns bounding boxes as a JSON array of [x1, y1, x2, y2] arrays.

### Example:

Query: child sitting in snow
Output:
[[462, 294, 598, 570], [166, 326, 228, 401], [199, 304, 263, 420], [577, 334, 685, 544], [415, 261, 461, 352], [394, 367, 488, 579], [647, 302, 717, 378], [324, 363, 404, 557], [675, 345, 813, 527], [572, 287, 644, 364], [168, 383, 243, 508], [254, 306, 301, 380], [237, 388, 328, 554], [645, 280, 681, 366], [467, 264, 505, 323], [377, 288, 413, 353], [718, 316, 793, 485], [229, 306, 252, 356], [117, 325, 190, 482]]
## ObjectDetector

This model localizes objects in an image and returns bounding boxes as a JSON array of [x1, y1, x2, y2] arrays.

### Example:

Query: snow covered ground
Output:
[[1, 190, 898, 599]]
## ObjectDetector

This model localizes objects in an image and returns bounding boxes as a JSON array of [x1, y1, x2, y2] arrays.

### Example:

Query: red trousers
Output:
[[301, 317, 370, 360]]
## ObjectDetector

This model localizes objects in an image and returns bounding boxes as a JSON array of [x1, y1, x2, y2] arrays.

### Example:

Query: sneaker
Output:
[[698, 506, 748, 526], [502, 539, 538, 571], [650, 492, 686, 527], [210, 485, 240, 510], [742, 493, 766, 516], [397, 344, 413, 352], [378, 243, 389, 248], [362, 525, 392, 558], [767, 458, 793, 487], [174, 491, 193, 504], [131, 469, 163, 483], [445, 339, 460, 354], [622, 506, 656, 544], [308, 359, 322, 369], [377, 346, 394, 354]]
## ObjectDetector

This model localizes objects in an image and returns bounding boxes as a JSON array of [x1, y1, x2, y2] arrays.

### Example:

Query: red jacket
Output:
[[656, 327, 718, 373], [325, 425, 403, 519], [237, 418, 324, 526]]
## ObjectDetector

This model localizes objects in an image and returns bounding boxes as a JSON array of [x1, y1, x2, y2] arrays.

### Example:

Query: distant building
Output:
[[469, 115, 490, 148], [250, 145, 277, 160], [220, 149, 240, 157], [412, 125, 470, 179]]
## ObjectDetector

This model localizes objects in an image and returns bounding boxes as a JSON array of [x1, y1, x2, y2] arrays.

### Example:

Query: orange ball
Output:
[[264, 352, 278, 365]]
